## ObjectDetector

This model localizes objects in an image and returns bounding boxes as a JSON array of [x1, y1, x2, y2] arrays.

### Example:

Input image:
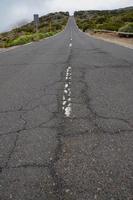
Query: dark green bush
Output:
[[96, 21, 123, 31]]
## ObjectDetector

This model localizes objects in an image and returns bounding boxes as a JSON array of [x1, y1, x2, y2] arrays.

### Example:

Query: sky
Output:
[[0, 0, 133, 32]]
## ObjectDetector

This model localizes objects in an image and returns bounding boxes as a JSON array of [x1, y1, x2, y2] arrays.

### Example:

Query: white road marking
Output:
[[63, 101, 67, 106], [62, 66, 72, 118], [69, 30, 73, 47], [23, 42, 33, 46], [69, 43, 72, 47], [65, 103, 72, 117]]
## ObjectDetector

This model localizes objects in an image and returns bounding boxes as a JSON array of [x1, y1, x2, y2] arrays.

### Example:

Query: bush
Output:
[[44, 32, 55, 37], [95, 16, 107, 24], [5, 31, 57, 47], [76, 19, 95, 31], [53, 23, 62, 30], [82, 22, 90, 32], [32, 33, 45, 41], [6, 35, 33, 47], [75, 8, 133, 32], [96, 21, 123, 31], [119, 23, 133, 32]]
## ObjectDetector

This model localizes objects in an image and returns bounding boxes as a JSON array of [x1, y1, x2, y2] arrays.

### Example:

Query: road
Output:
[[0, 17, 133, 200]]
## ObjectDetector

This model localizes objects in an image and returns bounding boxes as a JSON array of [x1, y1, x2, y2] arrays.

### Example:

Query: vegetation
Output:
[[0, 12, 69, 48], [74, 7, 133, 32], [4, 32, 56, 47], [119, 22, 133, 32]]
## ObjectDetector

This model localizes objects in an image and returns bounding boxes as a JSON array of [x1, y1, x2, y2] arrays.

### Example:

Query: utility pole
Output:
[[34, 14, 39, 32]]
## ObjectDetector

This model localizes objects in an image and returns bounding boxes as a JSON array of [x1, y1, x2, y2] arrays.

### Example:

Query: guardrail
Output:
[[93, 29, 133, 37]]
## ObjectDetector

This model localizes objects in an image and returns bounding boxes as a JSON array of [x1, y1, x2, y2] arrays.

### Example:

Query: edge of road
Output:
[[1, 16, 132, 55], [75, 21, 133, 50], [86, 32, 133, 50], [0, 17, 72, 55], [0, 29, 65, 54]]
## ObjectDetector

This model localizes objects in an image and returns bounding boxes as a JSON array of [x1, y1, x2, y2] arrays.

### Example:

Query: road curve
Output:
[[0, 17, 133, 200]]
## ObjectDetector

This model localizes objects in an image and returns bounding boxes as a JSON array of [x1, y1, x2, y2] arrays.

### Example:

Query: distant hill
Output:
[[18, 12, 69, 34], [118, 6, 133, 11], [74, 7, 133, 32], [0, 12, 69, 47]]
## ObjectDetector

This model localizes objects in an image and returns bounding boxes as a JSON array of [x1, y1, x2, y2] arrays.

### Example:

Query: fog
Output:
[[0, 0, 132, 32]]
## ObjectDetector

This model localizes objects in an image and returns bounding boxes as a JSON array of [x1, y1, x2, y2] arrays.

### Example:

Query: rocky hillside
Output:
[[0, 12, 69, 47], [74, 7, 133, 32]]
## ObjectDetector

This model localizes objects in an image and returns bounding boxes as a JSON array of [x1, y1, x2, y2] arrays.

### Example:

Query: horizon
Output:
[[0, 0, 132, 33]]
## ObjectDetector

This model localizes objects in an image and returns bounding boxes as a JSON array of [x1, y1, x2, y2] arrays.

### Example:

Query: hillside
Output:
[[74, 7, 133, 33], [0, 12, 69, 47]]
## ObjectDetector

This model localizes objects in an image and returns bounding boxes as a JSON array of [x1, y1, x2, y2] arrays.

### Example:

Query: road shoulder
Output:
[[86, 32, 133, 49]]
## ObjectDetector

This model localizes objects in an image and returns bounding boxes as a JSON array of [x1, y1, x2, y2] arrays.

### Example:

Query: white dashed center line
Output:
[[69, 43, 72, 48], [62, 31, 73, 117], [62, 66, 72, 117]]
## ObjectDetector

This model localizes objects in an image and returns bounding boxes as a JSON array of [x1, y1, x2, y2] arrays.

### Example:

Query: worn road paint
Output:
[[23, 42, 33, 46], [62, 66, 72, 117]]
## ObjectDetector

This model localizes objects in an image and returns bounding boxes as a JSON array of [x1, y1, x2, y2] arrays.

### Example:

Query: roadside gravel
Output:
[[87, 32, 133, 49]]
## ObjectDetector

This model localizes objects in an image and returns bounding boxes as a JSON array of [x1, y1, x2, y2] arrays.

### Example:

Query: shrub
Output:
[[53, 23, 62, 30], [6, 35, 33, 47], [96, 21, 123, 31], [32, 33, 45, 41], [95, 16, 107, 24], [5, 31, 57, 47], [75, 8, 133, 32], [119, 23, 133, 32]]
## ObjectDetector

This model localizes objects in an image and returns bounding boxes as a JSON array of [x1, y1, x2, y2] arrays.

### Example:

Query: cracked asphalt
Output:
[[0, 17, 133, 200]]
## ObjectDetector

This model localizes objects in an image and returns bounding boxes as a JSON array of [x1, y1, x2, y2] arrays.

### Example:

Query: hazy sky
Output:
[[0, 0, 132, 32]]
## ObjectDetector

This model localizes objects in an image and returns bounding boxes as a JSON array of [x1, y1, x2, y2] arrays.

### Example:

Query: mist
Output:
[[0, 0, 132, 32]]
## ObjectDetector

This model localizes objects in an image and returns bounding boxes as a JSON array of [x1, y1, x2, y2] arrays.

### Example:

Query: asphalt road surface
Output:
[[0, 17, 133, 200]]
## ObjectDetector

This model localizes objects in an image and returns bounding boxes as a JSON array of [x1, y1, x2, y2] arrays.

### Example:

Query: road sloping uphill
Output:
[[0, 17, 133, 200]]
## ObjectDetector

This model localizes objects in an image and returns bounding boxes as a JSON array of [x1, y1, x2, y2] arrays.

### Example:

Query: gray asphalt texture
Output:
[[0, 17, 133, 200]]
